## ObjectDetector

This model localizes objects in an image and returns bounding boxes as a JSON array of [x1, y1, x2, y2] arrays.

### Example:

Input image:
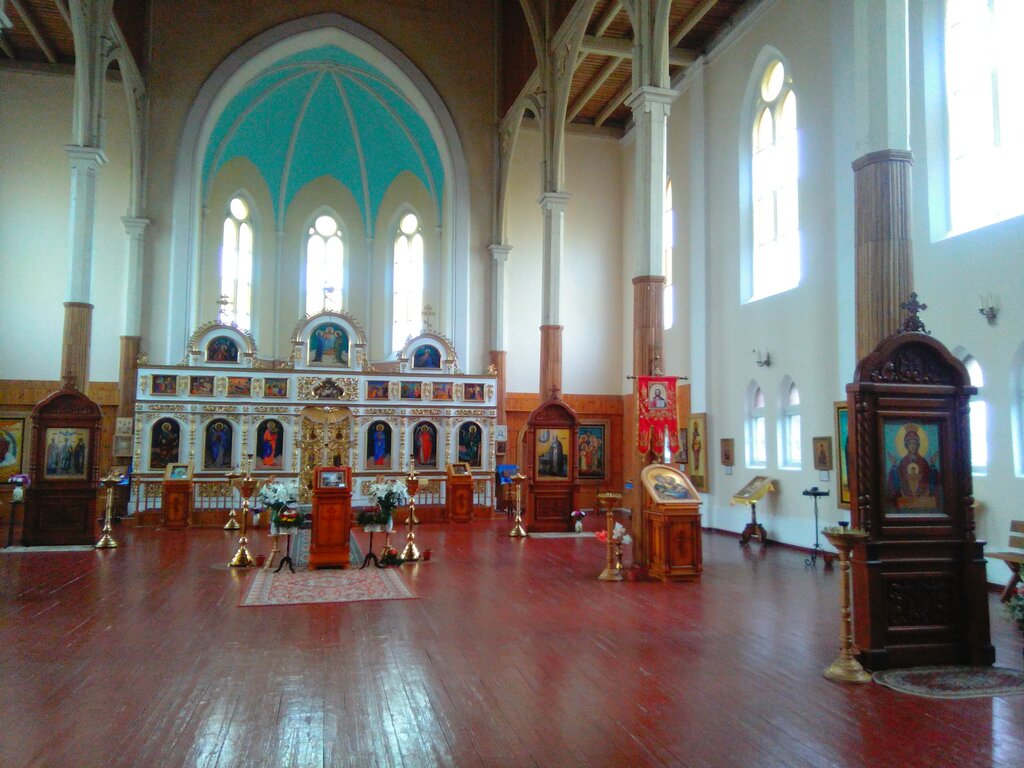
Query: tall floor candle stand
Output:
[[223, 470, 242, 530], [400, 469, 422, 561], [95, 471, 125, 549], [508, 473, 527, 537], [229, 456, 263, 568], [597, 491, 623, 581], [821, 526, 872, 683]]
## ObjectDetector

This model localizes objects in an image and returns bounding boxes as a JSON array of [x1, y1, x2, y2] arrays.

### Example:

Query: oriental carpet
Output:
[[872, 666, 1024, 699]]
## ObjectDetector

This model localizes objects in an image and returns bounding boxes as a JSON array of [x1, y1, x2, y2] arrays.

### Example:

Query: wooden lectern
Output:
[[161, 463, 193, 529], [730, 476, 775, 547], [447, 463, 474, 522], [641, 465, 703, 581], [308, 466, 352, 569]]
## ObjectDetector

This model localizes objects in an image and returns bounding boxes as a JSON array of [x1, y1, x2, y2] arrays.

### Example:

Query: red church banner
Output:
[[637, 376, 680, 454]]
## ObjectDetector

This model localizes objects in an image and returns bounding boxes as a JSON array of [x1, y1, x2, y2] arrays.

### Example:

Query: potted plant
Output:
[[257, 478, 300, 533], [1008, 584, 1024, 658], [358, 478, 409, 529]]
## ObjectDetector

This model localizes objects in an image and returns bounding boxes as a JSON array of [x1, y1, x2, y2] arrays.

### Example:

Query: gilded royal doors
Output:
[[298, 407, 352, 501]]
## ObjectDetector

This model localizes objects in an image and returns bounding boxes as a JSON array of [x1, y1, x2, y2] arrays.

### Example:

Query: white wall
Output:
[[663, 0, 1024, 584], [504, 125, 625, 395], [0, 70, 131, 382]]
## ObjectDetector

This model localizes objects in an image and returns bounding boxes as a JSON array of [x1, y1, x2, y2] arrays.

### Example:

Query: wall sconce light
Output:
[[978, 294, 998, 326], [753, 349, 771, 368]]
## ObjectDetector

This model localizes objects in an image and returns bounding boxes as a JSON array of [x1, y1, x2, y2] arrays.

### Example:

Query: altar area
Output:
[[129, 310, 497, 521]]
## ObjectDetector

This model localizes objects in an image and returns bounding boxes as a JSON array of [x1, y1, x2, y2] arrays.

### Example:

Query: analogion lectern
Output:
[[731, 476, 774, 546], [161, 463, 193, 529], [641, 465, 703, 582], [446, 463, 474, 523], [308, 466, 352, 569]]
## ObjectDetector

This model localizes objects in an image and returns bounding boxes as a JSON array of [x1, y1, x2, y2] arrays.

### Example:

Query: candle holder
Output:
[[228, 456, 264, 568], [821, 525, 872, 683], [597, 491, 623, 581], [508, 472, 527, 537], [223, 470, 242, 530], [400, 469, 421, 561], [95, 471, 124, 549]]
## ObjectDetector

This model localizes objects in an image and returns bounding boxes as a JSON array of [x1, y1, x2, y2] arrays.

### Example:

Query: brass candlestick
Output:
[[223, 470, 242, 530], [508, 472, 527, 537], [821, 526, 872, 683], [228, 456, 263, 568], [598, 491, 623, 581], [95, 471, 124, 549], [400, 469, 421, 561]]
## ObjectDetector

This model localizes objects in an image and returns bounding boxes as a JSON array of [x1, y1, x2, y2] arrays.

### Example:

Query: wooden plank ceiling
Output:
[[1, 0, 751, 133]]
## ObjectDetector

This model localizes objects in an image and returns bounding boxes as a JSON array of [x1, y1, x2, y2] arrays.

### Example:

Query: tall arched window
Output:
[[779, 379, 801, 469], [962, 354, 988, 473], [392, 211, 424, 353], [305, 213, 344, 316], [945, 0, 1024, 234], [746, 382, 767, 468], [220, 196, 253, 329], [750, 59, 799, 300], [663, 179, 674, 330]]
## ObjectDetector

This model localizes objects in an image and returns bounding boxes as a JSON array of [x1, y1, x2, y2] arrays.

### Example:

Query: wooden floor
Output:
[[1, 521, 1022, 768]]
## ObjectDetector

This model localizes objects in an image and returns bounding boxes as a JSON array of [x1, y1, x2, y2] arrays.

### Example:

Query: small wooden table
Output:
[[269, 526, 300, 573]]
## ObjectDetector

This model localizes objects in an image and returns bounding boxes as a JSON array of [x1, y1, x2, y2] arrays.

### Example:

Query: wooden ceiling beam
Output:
[[568, 55, 623, 122], [669, 0, 718, 48], [0, 31, 16, 59], [593, 1, 622, 37], [582, 34, 696, 67], [53, 0, 72, 30], [9, 0, 57, 63], [594, 79, 630, 127]]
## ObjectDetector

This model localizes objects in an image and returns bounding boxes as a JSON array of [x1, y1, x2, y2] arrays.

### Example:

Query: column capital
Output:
[[488, 243, 512, 263], [627, 86, 677, 114], [538, 190, 571, 210], [851, 149, 914, 173], [64, 145, 107, 166], [121, 216, 150, 235]]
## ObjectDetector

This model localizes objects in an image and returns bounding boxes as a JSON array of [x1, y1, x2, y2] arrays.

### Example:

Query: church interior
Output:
[[2, 0, 1023, 765]]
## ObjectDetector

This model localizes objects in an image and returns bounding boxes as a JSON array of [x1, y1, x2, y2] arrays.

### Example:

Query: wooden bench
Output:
[[988, 520, 1024, 602]]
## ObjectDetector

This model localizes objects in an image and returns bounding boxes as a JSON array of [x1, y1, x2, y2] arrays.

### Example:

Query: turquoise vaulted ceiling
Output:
[[202, 45, 443, 232]]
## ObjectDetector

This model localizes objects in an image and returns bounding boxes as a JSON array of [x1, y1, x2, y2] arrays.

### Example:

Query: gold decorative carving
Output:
[[252, 378, 264, 398], [145, 483, 163, 499], [486, 385, 495, 401], [298, 407, 352, 502], [184, 320, 258, 364], [454, 383, 464, 400], [176, 375, 188, 393], [214, 377, 227, 397], [474, 480, 488, 494], [198, 482, 233, 498], [139, 375, 150, 394]]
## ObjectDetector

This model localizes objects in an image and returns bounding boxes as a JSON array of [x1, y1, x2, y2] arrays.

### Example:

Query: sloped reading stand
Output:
[[847, 294, 993, 670], [24, 380, 102, 545], [731, 476, 774, 546]]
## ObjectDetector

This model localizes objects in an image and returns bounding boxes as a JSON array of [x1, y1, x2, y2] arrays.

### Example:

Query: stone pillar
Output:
[[61, 145, 106, 392], [538, 192, 569, 398], [488, 243, 511, 431], [489, 349, 507, 441], [852, 0, 913, 359]]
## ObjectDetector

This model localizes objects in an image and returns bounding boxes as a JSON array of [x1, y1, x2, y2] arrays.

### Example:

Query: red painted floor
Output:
[[1, 521, 1022, 767]]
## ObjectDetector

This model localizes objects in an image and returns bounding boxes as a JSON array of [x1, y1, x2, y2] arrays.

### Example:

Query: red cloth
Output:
[[637, 376, 680, 454]]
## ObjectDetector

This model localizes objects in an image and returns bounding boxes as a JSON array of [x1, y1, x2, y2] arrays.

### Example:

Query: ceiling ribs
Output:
[[593, 1, 622, 36], [594, 79, 630, 128], [53, 0, 71, 29], [582, 33, 695, 67], [9, 0, 57, 63], [670, 0, 718, 47]]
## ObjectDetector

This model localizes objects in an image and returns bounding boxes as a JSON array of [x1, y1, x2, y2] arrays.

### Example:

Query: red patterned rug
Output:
[[240, 566, 415, 607], [872, 666, 1024, 699]]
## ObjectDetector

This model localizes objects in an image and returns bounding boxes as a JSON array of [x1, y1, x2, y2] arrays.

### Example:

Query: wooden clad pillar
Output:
[[61, 302, 94, 393], [489, 349, 507, 430], [539, 325, 562, 400], [853, 151, 914, 360], [118, 335, 141, 419]]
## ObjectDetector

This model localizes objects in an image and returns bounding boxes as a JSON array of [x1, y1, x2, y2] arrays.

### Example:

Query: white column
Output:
[[65, 145, 107, 303], [628, 87, 675, 276], [121, 217, 149, 335], [854, 0, 910, 155], [488, 244, 511, 351], [538, 191, 570, 326]]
